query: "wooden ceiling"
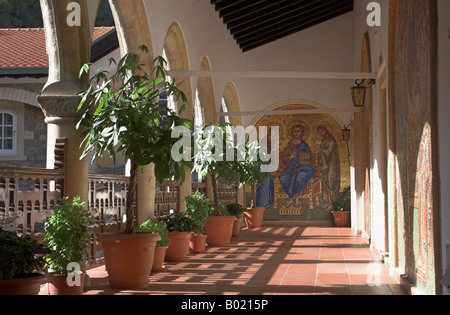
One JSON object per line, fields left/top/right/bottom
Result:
{"left": 210, "top": 0, "right": 354, "bottom": 52}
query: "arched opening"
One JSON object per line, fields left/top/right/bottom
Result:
{"left": 248, "top": 101, "right": 350, "bottom": 223}
{"left": 162, "top": 21, "right": 193, "bottom": 119}
{"left": 221, "top": 82, "right": 242, "bottom": 127}
{"left": 161, "top": 21, "right": 193, "bottom": 211}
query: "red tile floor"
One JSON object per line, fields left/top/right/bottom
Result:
{"left": 39, "top": 226, "right": 405, "bottom": 295}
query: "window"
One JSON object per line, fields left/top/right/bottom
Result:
{"left": 0, "top": 111, "right": 17, "bottom": 155}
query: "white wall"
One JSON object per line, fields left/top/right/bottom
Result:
{"left": 438, "top": 0, "right": 450, "bottom": 295}
{"left": 144, "top": 0, "right": 355, "bottom": 127}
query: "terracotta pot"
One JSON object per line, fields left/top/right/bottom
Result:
{"left": 232, "top": 216, "right": 243, "bottom": 237}
{"left": 0, "top": 273, "right": 47, "bottom": 295}
{"left": 99, "top": 232, "right": 161, "bottom": 290}
{"left": 152, "top": 246, "right": 168, "bottom": 273}
{"left": 47, "top": 272, "right": 85, "bottom": 295}
{"left": 332, "top": 211, "right": 350, "bottom": 227}
{"left": 190, "top": 234, "right": 207, "bottom": 253}
{"left": 205, "top": 216, "right": 236, "bottom": 247}
{"left": 165, "top": 232, "right": 192, "bottom": 262}
{"left": 244, "top": 207, "right": 265, "bottom": 228}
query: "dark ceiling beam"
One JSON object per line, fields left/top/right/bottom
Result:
{"left": 240, "top": 4, "right": 353, "bottom": 52}
{"left": 231, "top": 0, "right": 339, "bottom": 41}
{"left": 210, "top": 0, "right": 355, "bottom": 52}
{"left": 214, "top": 0, "right": 249, "bottom": 12}
{"left": 227, "top": 0, "right": 310, "bottom": 32}
{"left": 218, "top": 0, "right": 267, "bottom": 20}
{"left": 221, "top": 0, "right": 277, "bottom": 24}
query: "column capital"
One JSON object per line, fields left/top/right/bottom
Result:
{"left": 37, "top": 95, "right": 82, "bottom": 125}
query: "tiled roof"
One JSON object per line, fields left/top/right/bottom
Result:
{"left": 0, "top": 27, "right": 116, "bottom": 69}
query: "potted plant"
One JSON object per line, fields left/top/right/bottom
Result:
{"left": 227, "top": 203, "right": 245, "bottom": 237}
{"left": 231, "top": 140, "right": 269, "bottom": 229}
{"left": 332, "top": 187, "right": 351, "bottom": 227}
{"left": 136, "top": 219, "right": 171, "bottom": 272}
{"left": 184, "top": 191, "right": 214, "bottom": 253}
{"left": 76, "top": 46, "right": 192, "bottom": 289}
{"left": 192, "top": 124, "right": 241, "bottom": 247}
{"left": 43, "top": 197, "right": 90, "bottom": 295}
{"left": 161, "top": 212, "right": 199, "bottom": 262}
{"left": 0, "top": 228, "right": 49, "bottom": 295}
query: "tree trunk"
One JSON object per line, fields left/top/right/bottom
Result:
{"left": 250, "top": 184, "right": 256, "bottom": 209}
{"left": 210, "top": 171, "right": 220, "bottom": 216}
{"left": 125, "top": 156, "right": 138, "bottom": 234}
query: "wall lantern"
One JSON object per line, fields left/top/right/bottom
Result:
{"left": 351, "top": 79, "right": 375, "bottom": 107}
{"left": 342, "top": 124, "right": 351, "bottom": 142}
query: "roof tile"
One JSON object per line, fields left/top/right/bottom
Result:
{"left": 0, "top": 27, "right": 115, "bottom": 69}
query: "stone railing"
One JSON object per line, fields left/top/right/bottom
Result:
{"left": 87, "top": 174, "right": 129, "bottom": 265}
{"left": 0, "top": 167, "right": 238, "bottom": 265}
{"left": 218, "top": 185, "right": 238, "bottom": 206}
{"left": 0, "top": 167, "right": 64, "bottom": 240}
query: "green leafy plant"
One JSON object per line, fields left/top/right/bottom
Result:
{"left": 192, "top": 124, "right": 267, "bottom": 215}
{"left": 232, "top": 141, "right": 269, "bottom": 209}
{"left": 43, "top": 197, "right": 91, "bottom": 275}
{"left": 226, "top": 203, "right": 244, "bottom": 217}
{"left": 136, "top": 219, "right": 172, "bottom": 247}
{"left": 161, "top": 212, "right": 200, "bottom": 233}
{"left": 0, "top": 228, "right": 50, "bottom": 280}
{"left": 184, "top": 192, "right": 214, "bottom": 235}
{"left": 332, "top": 187, "right": 351, "bottom": 212}
{"left": 77, "top": 45, "right": 193, "bottom": 234}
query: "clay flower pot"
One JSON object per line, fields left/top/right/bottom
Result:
{"left": 190, "top": 234, "right": 207, "bottom": 253}
{"left": 165, "top": 232, "right": 192, "bottom": 262}
{"left": 0, "top": 273, "right": 47, "bottom": 295}
{"left": 232, "top": 216, "right": 243, "bottom": 237}
{"left": 332, "top": 211, "right": 350, "bottom": 227}
{"left": 152, "top": 246, "right": 168, "bottom": 272}
{"left": 99, "top": 232, "right": 161, "bottom": 290}
{"left": 47, "top": 272, "right": 85, "bottom": 295}
{"left": 244, "top": 207, "right": 265, "bottom": 228}
{"left": 205, "top": 216, "right": 236, "bottom": 247}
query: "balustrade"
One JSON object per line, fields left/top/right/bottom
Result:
{"left": 0, "top": 167, "right": 237, "bottom": 266}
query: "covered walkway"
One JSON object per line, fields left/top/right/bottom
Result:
{"left": 39, "top": 226, "right": 405, "bottom": 295}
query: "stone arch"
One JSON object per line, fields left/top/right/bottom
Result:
{"left": 162, "top": 21, "right": 193, "bottom": 120}
{"left": 161, "top": 21, "right": 193, "bottom": 211}
{"left": 108, "top": 0, "right": 154, "bottom": 61}
{"left": 40, "top": 0, "right": 93, "bottom": 96}
{"left": 248, "top": 99, "right": 344, "bottom": 128}
{"left": 221, "top": 82, "right": 242, "bottom": 127}
{"left": 0, "top": 88, "right": 40, "bottom": 107}
{"left": 196, "top": 56, "right": 217, "bottom": 126}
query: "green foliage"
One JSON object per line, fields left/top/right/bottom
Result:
{"left": 77, "top": 46, "right": 193, "bottom": 185}
{"left": 77, "top": 46, "right": 193, "bottom": 234}
{"left": 43, "top": 197, "right": 91, "bottom": 275}
{"left": 332, "top": 187, "right": 351, "bottom": 212}
{"left": 0, "top": 228, "right": 49, "bottom": 280}
{"left": 226, "top": 203, "right": 244, "bottom": 217}
{"left": 184, "top": 192, "right": 214, "bottom": 235}
{"left": 192, "top": 124, "right": 268, "bottom": 215}
{"left": 219, "top": 204, "right": 231, "bottom": 216}
{"left": 161, "top": 212, "right": 200, "bottom": 233}
{"left": 95, "top": 0, "right": 114, "bottom": 27}
{"left": 0, "top": 0, "right": 43, "bottom": 28}
{"left": 0, "top": 0, "right": 113, "bottom": 28}
{"left": 136, "top": 219, "right": 171, "bottom": 247}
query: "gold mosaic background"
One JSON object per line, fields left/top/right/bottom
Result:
{"left": 247, "top": 105, "right": 351, "bottom": 222}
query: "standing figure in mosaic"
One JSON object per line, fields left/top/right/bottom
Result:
{"left": 317, "top": 125, "right": 340, "bottom": 210}
{"left": 279, "top": 125, "right": 316, "bottom": 207}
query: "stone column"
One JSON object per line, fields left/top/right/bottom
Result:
{"left": 38, "top": 95, "right": 89, "bottom": 204}
{"left": 108, "top": 0, "right": 159, "bottom": 220}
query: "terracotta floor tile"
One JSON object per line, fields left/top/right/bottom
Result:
{"left": 38, "top": 226, "right": 404, "bottom": 296}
